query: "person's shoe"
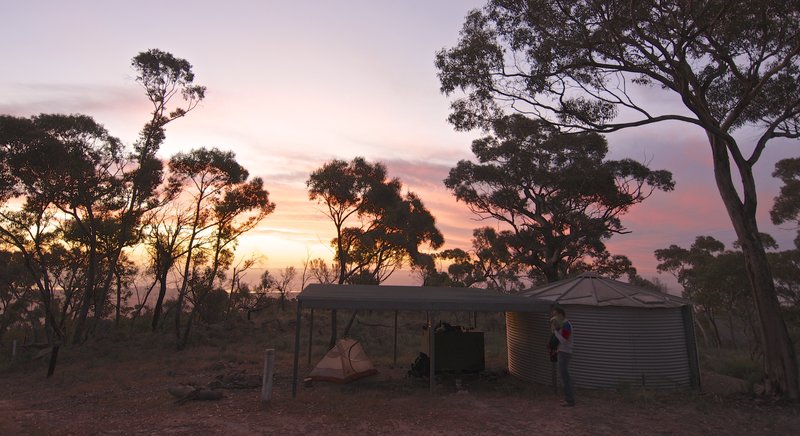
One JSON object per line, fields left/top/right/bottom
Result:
{"left": 560, "top": 401, "right": 575, "bottom": 407}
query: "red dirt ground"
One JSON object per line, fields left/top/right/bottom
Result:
{"left": 2, "top": 321, "right": 799, "bottom": 435}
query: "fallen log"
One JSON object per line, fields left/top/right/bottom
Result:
{"left": 168, "top": 385, "right": 224, "bottom": 405}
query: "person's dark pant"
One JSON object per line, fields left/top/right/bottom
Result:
{"left": 558, "top": 351, "right": 574, "bottom": 405}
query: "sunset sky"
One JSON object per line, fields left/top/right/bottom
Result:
{"left": 2, "top": 1, "right": 797, "bottom": 291}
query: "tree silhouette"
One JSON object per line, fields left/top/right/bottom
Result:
{"left": 444, "top": 115, "right": 672, "bottom": 285}
{"left": 770, "top": 158, "right": 800, "bottom": 308}
{"left": 167, "top": 147, "right": 275, "bottom": 349}
{"left": 656, "top": 236, "right": 757, "bottom": 348}
{"left": 772, "top": 158, "right": 800, "bottom": 247}
{"left": 85, "top": 49, "right": 207, "bottom": 344}
{"left": 0, "top": 114, "right": 124, "bottom": 343}
{"left": 0, "top": 250, "right": 34, "bottom": 345}
{"left": 437, "top": 0, "right": 800, "bottom": 398}
{"left": 307, "top": 157, "right": 443, "bottom": 344}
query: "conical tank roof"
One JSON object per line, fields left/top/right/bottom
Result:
{"left": 520, "top": 272, "right": 689, "bottom": 308}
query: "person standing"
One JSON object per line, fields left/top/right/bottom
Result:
{"left": 551, "top": 306, "right": 574, "bottom": 406}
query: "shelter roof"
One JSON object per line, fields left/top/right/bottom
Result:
{"left": 521, "top": 272, "right": 690, "bottom": 308}
{"left": 298, "top": 283, "right": 550, "bottom": 312}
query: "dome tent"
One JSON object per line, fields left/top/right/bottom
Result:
{"left": 506, "top": 272, "right": 700, "bottom": 389}
{"left": 308, "top": 338, "right": 377, "bottom": 383}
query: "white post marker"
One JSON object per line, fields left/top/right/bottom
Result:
{"left": 262, "top": 348, "right": 275, "bottom": 402}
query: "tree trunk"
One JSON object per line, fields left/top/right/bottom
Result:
{"left": 115, "top": 270, "right": 122, "bottom": 328}
{"left": 178, "top": 223, "right": 226, "bottom": 350}
{"left": 727, "top": 311, "right": 737, "bottom": 349}
{"left": 130, "top": 279, "right": 156, "bottom": 326}
{"left": 710, "top": 137, "right": 799, "bottom": 399}
{"left": 737, "top": 229, "right": 798, "bottom": 397}
{"left": 151, "top": 273, "right": 169, "bottom": 331}
{"left": 72, "top": 231, "right": 97, "bottom": 344}
{"left": 175, "top": 218, "right": 201, "bottom": 344}
{"left": 328, "top": 310, "right": 338, "bottom": 349}
{"left": 177, "top": 306, "right": 198, "bottom": 351}
{"left": 692, "top": 309, "right": 710, "bottom": 347}
{"left": 707, "top": 310, "right": 722, "bottom": 348}
{"left": 342, "top": 311, "right": 358, "bottom": 338}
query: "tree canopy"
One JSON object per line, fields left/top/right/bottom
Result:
{"left": 307, "top": 157, "right": 443, "bottom": 285}
{"left": 444, "top": 114, "right": 673, "bottom": 285}
{"left": 656, "top": 236, "right": 757, "bottom": 348}
{"left": 436, "top": 0, "right": 800, "bottom": 398}
{"left": 0, "top": 114, "right": 124, "bottom": 343}
{"left": 167, "top": 147, "right": 275, "bottom": 349}
{"left": 0, "top": 50, "right": 275, "bottom": 352}
{"left": 307, "top": 157, "right": 443, "bottom": 345}
{"left": 772, "top": 157, "right": 800, "bottom": 246}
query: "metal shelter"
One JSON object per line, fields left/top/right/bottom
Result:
{"left": 291, "top": 283, "right": 550, "bottom": 397}
{"left": 508, "top": 272, "right": 701, "bottom": 389}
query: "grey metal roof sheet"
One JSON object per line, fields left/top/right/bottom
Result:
{"left": 298, "top": 283, "right": 551, "bottom": 312}
{"left": 520, "top": 272, "right": 690, "bottom": 308}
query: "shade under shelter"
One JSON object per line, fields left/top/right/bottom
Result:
{"left": 291, "top": 283, "right": 551, "bottom": 397}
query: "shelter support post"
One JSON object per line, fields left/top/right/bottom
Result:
{"left": 292, "top": 301, "right": 303, "bottom": 399}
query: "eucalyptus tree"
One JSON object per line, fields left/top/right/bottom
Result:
{"left": 437, "top": 0, "right": 800, "bottom": 397}
{"left": 307, "top": 157, "right": 444, "bottom": 344}
{"left": 444, "top": 115, "right": 672, "bottom": 285}
{"left": 308, "top": 158, "right": 443, "bottom": 283}
{"left": 422, "top": 229, "right": 521, "bottom": 291}
{"left": 0, "top": 114, "right": 123, "bottom": 343}
{"left": 425, "top": 226, "right": 639, "bottom": 292}
{"left": 0, "top": 49, "right": 206, "bottom": 344}
{"left": 305, "top": 258, "right": 338, "bottom": 285}
{"left": 655, "top": 235, "right": 785, "bottom": 351}
{"left": 1, "top": 116, "right": 67, "bottom": 342}
{"left": 167, "top": 147, "right": 275, "bottom": 349}
{"left": 772, "top": 157, "right": 800, "bottom": 246}
{"left": 307, "top": 158, "right": 388, "bottom": 345}
{"left": 141, "top": 206, "right": 192, "bottom": 331}
{"left": 88, "top": 49, "right": 206, "bottom": 342}
{"left": 770, "top": 248, "right": 800, "bottom": 308}
{"left": 307, "top": 158, "right": 388, "bottom": 284}
{"left": 36, "top": 115, "right": 124, "bottom": 344}
{"left": 338, "top": 191, "right": 444, "bottom": 285}
{"left": 0, "top": 250, "right": 33, "bottom": 345}
{"left": 179, "top": 176, "right": 274, "bottom": 336}
{"left": 771, "top": 159, "right": 800, "bottom": 308}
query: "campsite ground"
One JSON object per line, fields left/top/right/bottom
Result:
{"left": 2, "top": 307, "right": 799, "bottom": 435}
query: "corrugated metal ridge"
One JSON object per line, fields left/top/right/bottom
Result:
{"left": 598, "top": 276, "right": 648, "bottom": 306}
{"left": 554, "top": 276, "right": 586, "bottom": 303}
{"left": 520, "top": 272, "right": 689, "bottom": 308}
{"left": 589, "top": 274, "right": 600, "bottom": 304}
{"left": 609, "top": 277, "right": 688, "bottom": 306}
{"left": 522, "top": 275, "right": 582, "bottom": 300}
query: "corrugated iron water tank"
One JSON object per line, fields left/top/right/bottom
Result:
{"left": 506, "top": 272, "right": 700, "bottom": 389}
